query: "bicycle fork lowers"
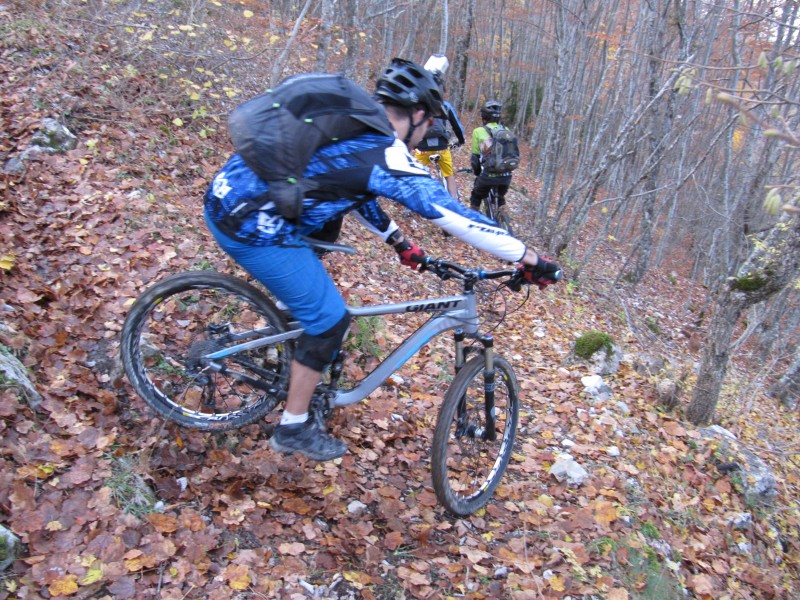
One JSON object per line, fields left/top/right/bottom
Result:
{"left": 453, "top": 329, "right": 499, "bottom": 442}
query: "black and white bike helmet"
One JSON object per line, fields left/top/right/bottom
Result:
{"left": 375, "top": 58, "right": 445, "bottom": 118}
{"left": 480, "top": 100, "right": 503, "bottom": 121}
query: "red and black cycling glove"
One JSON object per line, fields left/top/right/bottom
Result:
{"left": 387, "top": 231, "right": 427, "bottom": 272}
{"left": 517, "top": 257, "right": 562, "bottom": 289}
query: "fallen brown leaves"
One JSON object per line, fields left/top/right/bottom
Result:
{"left": 1, "top": 4, "right": 799, "bottom": 599}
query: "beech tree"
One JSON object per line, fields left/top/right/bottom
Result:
{"left": 687, "top": 214, "right": 800, "bottom": 423}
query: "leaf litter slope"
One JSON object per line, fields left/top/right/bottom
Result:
{"left": 0, "top": 4, "right": 798, "bottom": 599}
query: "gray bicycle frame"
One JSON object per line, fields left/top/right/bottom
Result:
{"left": 203, "top": 291, "right": 480, "bottom": 408}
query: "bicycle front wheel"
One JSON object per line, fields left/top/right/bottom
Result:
{"left": 431, "top": 354, "right": 519, "bottom": 516}
{"left": 121, "top": 271, "right": 293, "bottom": 430}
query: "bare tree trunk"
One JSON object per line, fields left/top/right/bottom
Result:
{"left": 757, "top": 290, "right": 800, "bottom": 360}
{"left": 451, "top": 0, "right": 474, "bottom": 112}
{"left": 269, "top": 0, "right": 314, "bottom": 86}
{"left": 770, "top": 346, "right": 800, "bottom": 410}
{"left": 439, "top": 0, "right": 449, "bottom": 54}
{"left": 341, "top": 0, "right": 358, "bottom": 77}
{"left": 315, "top": 0, "right": 335, "bottom": 72}
{"left": 687, "top": 215, "right": 800, "bottom": 424}
{"left": 627, "top": 0, "right": 675, "bottom": 284}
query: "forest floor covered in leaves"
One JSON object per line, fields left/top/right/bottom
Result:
{"left": 1, "top": 3, "right": 799, "bottom": 599}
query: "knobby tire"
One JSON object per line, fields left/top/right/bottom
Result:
{"left": 495, "top": 210, "right": 514, "bottom": 237}
{"left": 431, "top": 354, "right": 520, "bottom": 516}
{"left": 486, "top": 190, "right": 513, "bottom": 236}
{"left": 120, "top": 271, "right": 292, "bottom": 430}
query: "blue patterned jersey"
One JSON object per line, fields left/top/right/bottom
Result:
{"left": 204, "top": 132, "right": 527, "bottom": 262}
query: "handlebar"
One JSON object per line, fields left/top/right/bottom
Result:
{"left": 421, "top": 257, "right": 513, "bottom": 280}
{"left": 299, "top": 238, "right": 561, "bottom": 292}
{"left": 419, "top": 257, "right": 562, "bottom": 292}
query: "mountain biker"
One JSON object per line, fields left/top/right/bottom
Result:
{"left": 469, "top": 100, "right": 512, "bottom": 215}
{"left": 203, "top": 59, "right": 561, "bottom": 461}
{"left": 413, "top": 57, "right": 465, "bottom": 199}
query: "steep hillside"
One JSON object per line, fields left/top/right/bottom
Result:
{"left": 1, "top": 4, "right": 798, "bottom": 599}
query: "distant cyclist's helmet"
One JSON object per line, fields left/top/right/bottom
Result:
{"left": 480, "top": 100, "right": 503, "bottom": 120}
{"left": 375, "top": 58, "right": 445, "bottom": 117}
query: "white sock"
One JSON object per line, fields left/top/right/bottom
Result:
{"left": 280, "top": 411, "right": 309, "bottom": 426}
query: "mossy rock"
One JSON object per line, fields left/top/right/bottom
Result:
{"left": 731, "top": 273, "right": 768, "bottom": 292}
{"left": 574, "top": 330, "right": 615, "bottom": 360}
{"left": 0, "top": 525, "right": 21, "bottom": 571}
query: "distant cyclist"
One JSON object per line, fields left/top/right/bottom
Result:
{"left": 469, "top": 100, "right": 512, "bottom": 215}
{"left": 414, "top": 55, "right": 466, "bottom": 200}
{"left": 203, "top": 60, "right": 561, "bottom": 461}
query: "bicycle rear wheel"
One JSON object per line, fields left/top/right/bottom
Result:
{"left": 495, "top": 207, "right": 514, "bottom": 236}
{"left": 486, "top": 190, "right": 513, "bottom": 236}
{"left": 120, "top": 271, "right": 293, "bottom": 430}
{"left": 431, "top": 354, "right": 519, "bottom": 516}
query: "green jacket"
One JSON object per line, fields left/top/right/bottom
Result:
{"left": 471, "top": 122, "right": 500, "bottom": 155}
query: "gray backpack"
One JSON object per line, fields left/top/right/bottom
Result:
{"left": 482, "top": 124, "right": 520, "bottom": 174}
{"left": 228, "top": 73, "right": 393, "bottom": 220}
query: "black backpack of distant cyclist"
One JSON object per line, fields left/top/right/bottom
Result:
{"left": 481, "top": 124, "right": 520, "bottom": 174}
{"left": 228, "top": 73, "right": 394, "bottom": 220}
{"left": 417, "top": 115, "right": 451, "bottom": 151}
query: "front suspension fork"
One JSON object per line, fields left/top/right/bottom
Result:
{"left": 453, "top": 331, "right": 496, "bottom": 441}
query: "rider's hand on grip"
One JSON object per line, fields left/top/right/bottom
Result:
{"left": 517, "top": 257, "right": 562, "bottom": 290}
{"left": 395, "top": 240, "right": 428, "bottom": 272}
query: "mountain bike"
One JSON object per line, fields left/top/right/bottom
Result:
{"left": 120, "top": 244, "right": 554, "bottom": 515}
{"left": 423, "top": 152, "right": 455, "bottom": 234}
{"left": 428, "top": 152, "right": 446, "bottom": 188}
{"left": 485, "top": 187, "right": 513, "bottom": 236}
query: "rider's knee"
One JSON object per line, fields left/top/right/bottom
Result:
{"left": 294, "top": 312, "right": 351, "bottom": 371}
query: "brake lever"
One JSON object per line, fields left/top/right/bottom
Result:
{"left": 504, "top": 272, "right": 524, "bottom": 292}
{"left": 422, "top": 259, "right": 451, "bottom": 281}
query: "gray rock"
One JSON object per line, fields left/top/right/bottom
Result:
{"left": 29, "top": 118, "right": 77, "bottom": 152}
{"left": 581, "top": 374, "right": 613, "bottom": 402}
{"left": 347, "top": 500, "right": 368, "bottom": 514}
{"left": 0, "top": 525, "right": 20, "bottom": 571}
{"left": 614, "top": 400, "right": 631, "bottom": 415}
{"left": 633, "top": 353, "right": 666, "bottom": 376}
{"left": 727, "top": 512, "right": 752, "bottom": 530}
{"left": 0, "top": 350, "right": 42, "bottom": 408}
{"left": 549, "top": 453, "right": 589, "bottom": 486}
{"left": 589, "top": 343, "right": 623, "bottom": 376}
{"left": 700, "top": 426, "right": 778, "bottom": 505}
{"left": 3, "top": 118, "right": 77, "bottom": 175}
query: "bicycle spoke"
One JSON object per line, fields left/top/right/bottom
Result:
{"left": 432, "top": 355, "right": 518, "bottom": 515}
{"left": 122, "top": 272, "right": 292, "bottom": 430}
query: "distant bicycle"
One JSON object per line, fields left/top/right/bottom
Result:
{"left": 426, "top": 153, "right": 455, "bottom": 235}
{"left": 428, "top": 152, "right": 446, "bottom": 188}
{"left": 485, "top": 187, "right": 513, "bottom": 236}
{"left": 457, "top": 168, "right": 511, "bottom": 234}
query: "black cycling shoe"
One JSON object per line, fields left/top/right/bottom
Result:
{"left": 269, "top": 420, "right": 347, "bottom": 461}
